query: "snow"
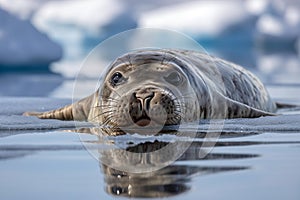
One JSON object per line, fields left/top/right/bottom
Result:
{"left": 0, "top": 7, "right": 62, "bottom": 66}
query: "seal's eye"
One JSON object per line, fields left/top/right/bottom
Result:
{"left": 111, "top": 72, "right": 125, "bottom": 86}
{"left": 164, "top": 71, "right": 182, "bottom": 86}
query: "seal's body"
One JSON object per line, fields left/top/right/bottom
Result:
{"left": 24, "top": 49, "right": 276, "bottom": 129}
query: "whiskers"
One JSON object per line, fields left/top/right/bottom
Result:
{"left": 90, "top": 91, "right": 122, "bottom": 127}
{"left": 91, "top": 87, "right": 196, "bottom": 129}
{"left": 159, "top": 88, "right": 197, "bottom": 124}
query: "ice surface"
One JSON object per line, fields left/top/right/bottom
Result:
{"left": 0, "top": 97, "right": 299, "bottom": 135}
{"left": 0, "top": 7, "right": 62, "bottom": 66}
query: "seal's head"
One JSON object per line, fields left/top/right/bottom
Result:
{"left": 94, "top": 50, "right": 198, "bottom": 132}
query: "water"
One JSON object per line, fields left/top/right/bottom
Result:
{"left": 0, "top": 48, "right": 300, "bottom": 199}
{"left": 0, "top": 118, "right": 300, "bottom": 199}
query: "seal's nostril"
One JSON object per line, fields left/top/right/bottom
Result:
{"left": 144, "top": 96, "right": 152, "bottom": 111}
{"left": 132, "top": 90, "right": 155, "bottom": 111}
{"left": 134, "top": 91, "right": 155, "bottom": 111}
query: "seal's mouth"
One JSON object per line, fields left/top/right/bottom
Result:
{"left": 132, "top": 112, "right": 151, "bottom": 127}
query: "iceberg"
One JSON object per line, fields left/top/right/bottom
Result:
{"left": 0, "top": 7, "right": 62, "bottom": 68}
{"left": 32, "top": 0, "right": 137, "bottom": 59}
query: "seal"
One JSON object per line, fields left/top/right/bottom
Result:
{"left": 24, "top": 49, "right": 277, "bottom": 129}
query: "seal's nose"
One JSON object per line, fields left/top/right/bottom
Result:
{"left": 133, "top": 91, "right": 154, "bottom": 111}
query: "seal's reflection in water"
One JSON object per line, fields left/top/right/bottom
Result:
{"left": 79, "top": 128, "right": 258, "bottom": 198}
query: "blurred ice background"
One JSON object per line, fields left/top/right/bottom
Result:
{"left": 0, "top": 0, "right": 299, "bottom": 99}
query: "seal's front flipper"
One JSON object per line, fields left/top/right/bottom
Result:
{"left": 23, "top": 93, "right": 97, "bottom": 121}
{"left": 23, "top": 104, "right": 75, "bottom": 121}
